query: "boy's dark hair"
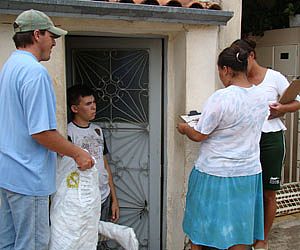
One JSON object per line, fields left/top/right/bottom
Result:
{"left": 67, "top": 84, "right": 95, "bottom": 111}
{"left": 12, "top": 29, "right": 46, "bottom": 48}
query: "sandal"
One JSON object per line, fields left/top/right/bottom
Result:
{"left": 252, "top": 245, "right": 268, "bottom": 250}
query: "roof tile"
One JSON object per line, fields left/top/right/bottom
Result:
{"left": 100, "top": 0, "right": 221, "bottom": 9}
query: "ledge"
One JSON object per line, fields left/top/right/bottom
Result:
{"left": 0, "top": 0, "right": 233, "bottom": 25}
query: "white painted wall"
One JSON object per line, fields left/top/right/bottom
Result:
{"left": 165, "top": 30, "right": 187, "bottom": 249}
{"left": 219, "top": 0, "right": 242, "bottom": 48}
{"left": 255, "top": 27, "right": 300, "bottom": 80}
{"left": 166, "top": 26, "right": 220, "bottom": 250}
{"left": 218, "top": 0, "right": 242, "bottom": 88}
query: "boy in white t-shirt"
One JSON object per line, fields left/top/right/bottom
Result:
{"left": 67, "top": 84, "right": 119, "bottom": 248}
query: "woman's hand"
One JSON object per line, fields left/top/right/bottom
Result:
{"left": 177, "top": 122, "right": 208, "bottom": 142}
{"left": 177, "top": 122, "right": 189, "bottom": 135}
{"left": 268, "top": 102, "right": 285, "bottom": 120}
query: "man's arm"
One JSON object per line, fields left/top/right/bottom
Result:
{"left": 103, "top": 155, "right": 119, "bottom": 222}
{"left": 32, "top": 130, "right": 94, "bottom": 170}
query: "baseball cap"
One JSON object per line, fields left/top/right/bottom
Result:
{"left": 14, "top": 9, "right": 67, "bottom": 37}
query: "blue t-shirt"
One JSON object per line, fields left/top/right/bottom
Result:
{"left": 0, "top": 50, "right": 57, "bottom": 196}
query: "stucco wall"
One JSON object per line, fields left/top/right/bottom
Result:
{"left": 165, "top": 25, "right": 219, "bottom": 250}
{"left": 0, "top": 8, "right": 241, "bottom": 249}
{"left": 165, "top": 30, "right": 187, "bottom": 249}
{"left": 256, "top": 27, "right": 300, "bottom": 46}
{"left": 255, "top": 27, "right": 300, "bottom": 79}
{"left": 219, "top": 0, "right": 242, "bottom": 48}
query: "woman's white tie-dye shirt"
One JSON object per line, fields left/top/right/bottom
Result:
{"left": 194, "top": 85, "right": 268, "bottom": 177}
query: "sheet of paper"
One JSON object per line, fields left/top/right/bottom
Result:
{"left": 180, "top": 114, "right": 201, "bottom": 127}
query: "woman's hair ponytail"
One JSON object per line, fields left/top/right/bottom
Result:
{"left": 218, "top": 46, "right": 248, "bottom": 73}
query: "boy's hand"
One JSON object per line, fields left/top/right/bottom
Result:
{"left": 111, "top": 199, "right": 120, "bottom": 223}
{"left": 74, "top": 149, "right": 95, "bottom": 170}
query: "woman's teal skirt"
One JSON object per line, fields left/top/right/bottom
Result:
{"left": 183, "top": 167, "right": 264, "bottom": 249}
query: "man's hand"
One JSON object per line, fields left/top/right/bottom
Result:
{"left": 31, "top": 130, "right": 95, "bottom": 170}
{"left": 74, "top": 149, "right": 95, "bottom": 171}
{"left": 111, "top": 199, "right": 120, "bottom": 223}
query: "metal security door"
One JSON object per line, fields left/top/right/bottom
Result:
{"left": 66, "top": 37, "right": 162, "bottom": 250}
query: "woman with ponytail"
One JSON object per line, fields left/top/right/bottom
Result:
{"left": 177, "top": 46, "right": 268, "bottom": 250}
{"left": 231, "top": 38, "right": 300, "bottom": 250}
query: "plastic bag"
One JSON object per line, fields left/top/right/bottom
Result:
{"left": 49, "top": 156, "right": 101, "bottom": 250}
{"left": 98, "top": 221, "right": 139, "bottom": 250}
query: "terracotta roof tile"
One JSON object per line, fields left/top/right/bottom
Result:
{"left": 96, "top": 0, "right": 221, "bottom": 9}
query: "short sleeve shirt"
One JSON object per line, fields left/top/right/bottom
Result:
{"left": 194, "top": 85, "right": 268, "bottom": 177}
{"left": 0, "top": 50, "right": 57, "bottom": 196}
{"left": 67, "top": 122, "right": 111, "bottom": 203}
{"left": 258, "top": 69, "right": 300, "bottom": 132}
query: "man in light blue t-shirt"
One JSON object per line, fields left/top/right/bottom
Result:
{"left": 0, "top": 9, "right": 95, "bottom": 250}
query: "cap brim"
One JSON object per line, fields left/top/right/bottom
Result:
{"left": 48, "top": 26, "right": 68, "bottom": 37}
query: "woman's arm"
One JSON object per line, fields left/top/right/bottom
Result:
{"left": 177, "top": 123, "right": 209, "bottom": 142}
{"left": 269, "top": 100, "right": 300, "bottom": 119}
{"left": 270, "top": 72, "right": 300, "bottom": 119}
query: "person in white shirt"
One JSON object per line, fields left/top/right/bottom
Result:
{"left": 67, "top": 84, "right": 120, "bottom": 249}
{"left": 231, "top": 38, "right": 300, "bottom": 250}
{"left": 177, "top": 46, "right": 268, "bottom": 250}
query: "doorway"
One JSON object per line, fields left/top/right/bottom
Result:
{"left": 66, "top": 36, "right": 163, "bottom": 249}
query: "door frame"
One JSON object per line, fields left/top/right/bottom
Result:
{"left": 65, "top": 36, "right": 166, "bottom": 249}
